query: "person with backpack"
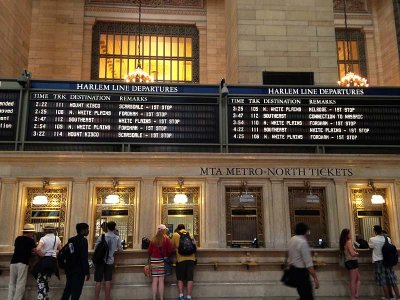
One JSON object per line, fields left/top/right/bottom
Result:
{"left": 147, "top": 224, "right": 174, "bottom": 300}
{"left": 171, "top": 224, "right": 197, "bottom": 300}
{"left": 60, "top": 223, "right": 90, "bottom": 300}
{"left": 94, "top": 221, "right": 123, "bottom": 300}
{"left": 368, "top": 225, "right": 400, "bottom": 300}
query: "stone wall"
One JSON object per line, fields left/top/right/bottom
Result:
{"left": 27, "top": 0, "right": 85, "bottom": 80}
{"left": 0, "top": 0, "right": 32, "bottom": 78}
{"left": 235, "top": 0, "right": 338, "bottom": 85}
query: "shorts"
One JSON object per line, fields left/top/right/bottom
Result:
{"left": 374, "top": 260, "right": 398, "bottom": 287}
{"left": 345, "top": 259, "right": 359, "bottom": 270}
{"left": 94, "top": 263, "right": 114, "bottom": 282}
{"left": 176, "top": 260, "right": 195, "bottom": 281}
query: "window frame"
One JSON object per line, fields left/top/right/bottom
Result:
{"left": 91, "top": 22, "right": 199, "bottom": 83}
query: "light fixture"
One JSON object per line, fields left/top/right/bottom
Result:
{"left": 124, "top": 0, "right": 154, "bottom": 83}
{"left": 305, "top": 181, "right": 320, "bottom": 203}
{"left": 174, "top": 178, "right": 188, "bottom": 204}
{"left": 337, "top": 0, "right": 369, "bottom": 87}
{"left": 32, "top": 178, "right": 49, "bottom": 205}
{"left": 368, "top": 180, "right": 385, "bottom": 204}
{"left": 220, "top": 78, "right": 229, "bottom": 97}
{"left": 105, "top": 178, "right": 120, "bottom": 204}
{"left": 239, "top": 181, "right": 255, "bottom": 203}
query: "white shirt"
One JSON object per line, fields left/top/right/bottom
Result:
{"left": 287, "top": 235, "right": 313, "bottom": 268}
{"left": 39, "top": 233, "right": 61, "bottom": 257}
{"left": 368, "top": 234, "right": 392, "bottom": 262}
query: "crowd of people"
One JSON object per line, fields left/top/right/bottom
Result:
{"left": 6, "top": 220, "right": 400, "bottom": 300}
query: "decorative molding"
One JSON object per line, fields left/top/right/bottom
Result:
{"left": 85, "top": 5, "right": 206, "bottom": 16}
{"left": 86, "top": 0, "right": 204, "bottom": 8}
{"left": 333, "top": 0, "right": 368, "bottom": 13}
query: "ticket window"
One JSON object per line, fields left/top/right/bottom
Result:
{"left": 288, "top": 185, "right": 328, "bottom": 247}
{"left": 225, "top": 185, "right": 264, "bottom": 247}
{"left": 25, "top": 185, "right": 68, "bottom": 243}
{"left": 93, "top": 185, "right": 135, "bottom": 249}
{"left": 161, "top": 181, "right": 199, "bottom": 244}
{"left": 351, "top": 187, "right": 388, "bottom": 241}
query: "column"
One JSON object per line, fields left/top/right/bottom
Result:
{"left": 203, "top": 178, "right": 220, "bottom": 248}
{"left": 0, "top": 177, "right": 17, "bottom": 251}
{"left": 68, "top": 177, "right": 89, "bottom": 238}
{"left": 138, "top": 177, "right": 156, "bottom": 248}
{"left": 334, "top": 179, "right": 351, "bottom": 236}
{"left": 270, "top": 179, "right": 288, "bottom": 248}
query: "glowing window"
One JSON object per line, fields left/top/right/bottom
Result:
{"left": 92, "top": 23, "right": 199, "bottom": 83}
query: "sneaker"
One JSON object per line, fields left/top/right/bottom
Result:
{"left": 178, "top": 296, "right": 184, "bottom": 300}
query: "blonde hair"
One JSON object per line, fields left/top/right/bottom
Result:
{"left": 152, "top": 228, "right": 166, "bottom": 247}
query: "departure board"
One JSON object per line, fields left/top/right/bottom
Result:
{"left": 27, "top": 92, "right": 219, "bottom": 143}
{"left": 228, "top": 97, "right": 400, "bottom": 145}
{"left": 0, "top": 91, "right": 19, "bottom": 141}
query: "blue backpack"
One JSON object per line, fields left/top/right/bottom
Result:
{"left": 178, "top": 232, "right": 196, "bottom": 256}
{"left": 382, "top": 236, "right": 398, "bottom": 267}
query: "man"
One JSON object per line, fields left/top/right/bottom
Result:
{"left": 94, "top": 221, "right": 123, "bottom": 300}
{"left": 61, "top": 223, "right": 90, "bottom": 300}
{"left": 172, "top": 224, "right": 196, "bottom": 300}
{"left": 368, "top": 225, "right": 400, "bottom": 300}
{"left": 287, "top": 222, "right": 319, "bottom": 300}
{"left": 7, "top": 223, "right": 37, "bottom": 300}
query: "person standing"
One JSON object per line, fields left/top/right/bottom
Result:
{"left": 171, "top": 224, "right": 196, "bottom": 300}
{"left": 339, "top": 228, "right": 360, "bottom": 300}
{"left": 287, "top": 222, "right": 319, "bottom": 300}
{"left": 148, "top": 224, "right": 174, "bottom": 300}
{"left": 61, "top": 223, "right": 90, "bottom": 300}
{"left": 35, "top": 224, "right": 62, "bottom": 300}
{"left": 94, "top": 221, "right": 123, "bottom": 300}
{"left": 368, "top": 225, "right": 400, "bottom": 300}
{"left": 7, "top": 223, "right": 37, "bottom": 300}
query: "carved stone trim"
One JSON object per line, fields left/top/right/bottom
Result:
{"left": 85, "top": 5, "right": 206, "bottom": 16}
{"left": 86, "top": 0, "right": 204, "bottom": 8}
{"left": 333, "top": 0, "right": 368, "bottom": 13}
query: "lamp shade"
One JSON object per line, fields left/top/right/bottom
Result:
{"left": 371, "top": 194, "right": 385, "bottom": 204}
{"left": 32, "top": 195, "right": 48, "bottom": 205}
{"left": 105, "top": 194, "right": 120, "bottom": 204}
{"left": 174, "top": 193, "right": 188, "bottom": 204}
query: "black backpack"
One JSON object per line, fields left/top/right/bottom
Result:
{"left": 382, "top": 235, "right": 399, "bottom": 267}
{"left": 92, "top": 234, "right": 109, "bottom": 265}
{"left": 57, "top": 236, "right": 78, "bottom": 270}
{"left": 178, "top": 231, "right": 196, "bottom": 256}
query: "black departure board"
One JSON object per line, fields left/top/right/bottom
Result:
{"left": 27, "top": 92, "right": 219, "bottom": 143}
{"left": 228, "top": 97, "right": 400, "bottom": 145}
{"left": 0, "top": 91, "right": 19, "bottom": 141}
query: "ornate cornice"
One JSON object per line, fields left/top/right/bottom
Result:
{"left": 86, "top": 0, "right": 203, "bottom": 8}
{"left": 85, "top": 5, "right": 206, "bottom": 16}
{"left": 333, "top": 0, "right": 368, "bottom": 13}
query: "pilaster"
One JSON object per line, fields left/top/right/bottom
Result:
{"left": 0, "top": 177, "right": 18, "bottom": 251}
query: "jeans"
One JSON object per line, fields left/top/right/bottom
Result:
{"left": 61, "top": 272, "right": 85, "bottom": 300}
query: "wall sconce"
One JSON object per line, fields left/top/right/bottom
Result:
{"left": 105, "top": 178, "right": 120, "bottom": 204}
{"left": 32, "top": 178, "right": 49, "bottom": 205}
{"left": 368, "top": 180, "right": 385, "bottom": 204}
{"left": 174, "top": 178, "right": 188, "bottom": 204}
{"left": 239, "top": 181, "right": 255, "bottom": 203}
{"left": 305, "top": 181, "right": 319, "bottom": 203}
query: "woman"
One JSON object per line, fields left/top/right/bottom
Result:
{"left": 148, "top": 224, "right": 174, "bottom": 300}
{"left": 35, "top": 225, "right": 62, "bottom": 300}
{"left": 339, "top": 228, "right": 361, "bottom": 300}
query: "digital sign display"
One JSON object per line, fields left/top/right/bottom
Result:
{"left": 228, "top": 97, "right": 400, "bottom": 145}
{"left": 0, "top": 91, "right": 19, "bottom": 141}
{"left": 27, "top": 92, "right": 219, "bottom": 144}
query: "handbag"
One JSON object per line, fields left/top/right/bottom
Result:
{"left": 281, "top": 265, "right": 297, "bottom": 288}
